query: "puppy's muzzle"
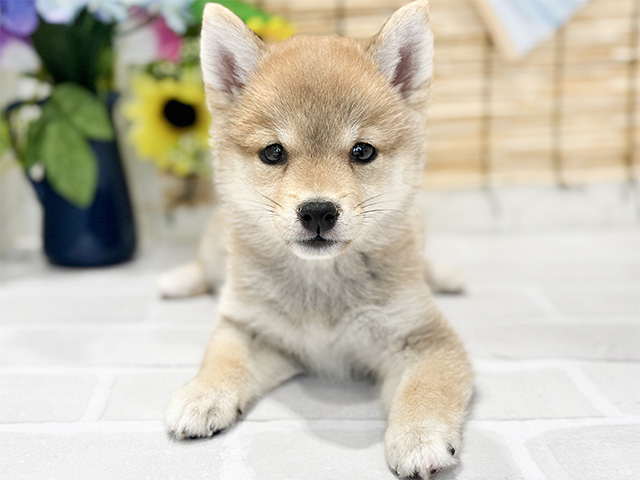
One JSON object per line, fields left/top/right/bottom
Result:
{"left": 297, "top": 201, "right": 339, "bottom": 235}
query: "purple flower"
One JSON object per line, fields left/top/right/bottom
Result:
{"left": 0, "top": 0, "right": 38, "bottom": 50}
{"left": 0, "top": 0, "right": 39, "bottom": 71}
{"left": 0, "top": 0, "right": 39, "bottom": 38}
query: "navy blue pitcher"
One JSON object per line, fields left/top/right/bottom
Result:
{"left": 26, "top": 94, "right": 136, "bottom": 267}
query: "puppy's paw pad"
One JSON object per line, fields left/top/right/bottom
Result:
{"left": 165, "top": 380, "right": 240, "bottom": 440}
{"left": 385, "top": 421, "right": 459, "bottom": 479}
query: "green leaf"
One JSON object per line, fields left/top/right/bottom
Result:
{"left": 23, "top": 117, "right": 46, "bottom": 170}
{"left": 21, "top": 102, "right": 56, "bottom": 170}
{"left": 31, "top": 9, "right": 115, "bottom": 92}
{"left": 40, "top": 120, "right": 98, "bottom": 208}
{"left": 0, "top": 115, "right": 11, "bottom": 159}
{"left": 50, "top": 84, "right": 114, "bottom": 141}
{"left": 31, "top": 21, "right": 80, "bottom": 86}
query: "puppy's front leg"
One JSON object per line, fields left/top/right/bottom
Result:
{"left": 166, "top": 317, "right": 299, "bottom": 439}
{"left": 382, "top": 328, "right": 473, "bottom": 479}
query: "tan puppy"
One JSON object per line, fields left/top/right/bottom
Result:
{"left": 164, "top": 2, "right": 473, "bottom": 478}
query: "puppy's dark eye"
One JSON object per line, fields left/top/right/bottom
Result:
{"left": 260, "top": 143, "right": 286, "bottom": 165}
{"left": 351, "top": 142, "right": 377, "bottom": 164}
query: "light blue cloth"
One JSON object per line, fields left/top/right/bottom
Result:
{"left": 485, "top": 0, "right": 588, "bottom": 57}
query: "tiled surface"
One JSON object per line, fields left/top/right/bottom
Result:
{"left": 1, "top": 230, "right": 639, "bottom": 479}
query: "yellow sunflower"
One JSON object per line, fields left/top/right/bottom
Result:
{"left": 125, "top": 74, "right": 211, "bottom": 176}
{"left": 245, "top": 15, "right": 294, "bottom": 43}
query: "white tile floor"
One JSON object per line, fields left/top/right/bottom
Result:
{"left": 0, "top": 227, "right": 639, "bottom": 479}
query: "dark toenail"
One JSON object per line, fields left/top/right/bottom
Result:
{"left": 237, "top": 408, "right": 243, "bottom": 417}
{"left": 449, "top": 445, "right": 456, "bottom": 456}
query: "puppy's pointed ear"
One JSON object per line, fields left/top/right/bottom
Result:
{"left": 367, "top": 1, "right": 433, "bottom": 99}
{"left": 200, "top": 3, "right": 264, "bottom": 100}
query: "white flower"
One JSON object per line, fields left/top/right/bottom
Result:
{"left": 88, "top": 0, "right": 129, "bottom": 23}
{"left": 36, "top": 0, "right": 86, "bottom": 24}
{"left": 36, "top": 0, "right": 131, "bottom": 24}
{"left": 124, "top": 0, "right": 193, "bottom": 34}
{"left": 0, "top": 39, "right": 40, "bottom": 73}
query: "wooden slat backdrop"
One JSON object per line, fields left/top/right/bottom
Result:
{"left": 246, "top": 0, "right": 639, "bottom": 189}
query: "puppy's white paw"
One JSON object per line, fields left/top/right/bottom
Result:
{"left": 157, "top": 261, "right": 209, "bottom": 299}
{"left": 426, "top": 263, "right": 465, "bottom": 295}
{"left": 165, "top": 380, "right": 241, "bottom": 439}
{"left": 385, "top": 420, "right": 459, "bottom": 479}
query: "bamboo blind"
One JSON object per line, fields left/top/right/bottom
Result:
{"left": 247, "top": 0, "right": 639, "bottom": 189}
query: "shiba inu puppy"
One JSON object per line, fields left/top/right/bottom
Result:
{"left": 164, "top": 1, "right": 473, "bottom": 478}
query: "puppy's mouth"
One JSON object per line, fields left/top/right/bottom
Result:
{"left": 291, "top": 234, "right": 348, "bottom": 259}
{"left": 301, "top": 235, "right": 338, "bottom": 248}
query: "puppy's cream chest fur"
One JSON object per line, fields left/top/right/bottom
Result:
{"left": 218, "top": 249, "right": 417, "bottom": 376}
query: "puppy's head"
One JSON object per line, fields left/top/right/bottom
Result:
{"left": 201, "top": 1, "right": 433, "bottom": 259}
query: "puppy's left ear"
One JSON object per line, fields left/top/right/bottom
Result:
{"left": 367, "top": 0, "right": 433, "bottom": 100}
{"left": 200, "top": 3, "right": 265, "bottom": 101}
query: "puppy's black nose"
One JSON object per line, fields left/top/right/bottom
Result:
{"left": 298, "top": 201, "right": 339, "bottom": 235}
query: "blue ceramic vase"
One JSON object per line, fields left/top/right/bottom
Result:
{"left": 27, "top": 94, "right": 136, "bottom": 267}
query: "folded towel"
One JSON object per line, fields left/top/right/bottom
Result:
{"left": 471, "top": 0, "right": 589, "bottom": 60}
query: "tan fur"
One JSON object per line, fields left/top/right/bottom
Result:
{"left": 164, "top": 2, "right": 473, "bottom": 478}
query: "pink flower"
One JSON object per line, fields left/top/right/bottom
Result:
{"left": 150, "top": 16, "right": 182, "bottom": 63}
{"left": 117, "top": 9, "right": 183, "bottom": 66}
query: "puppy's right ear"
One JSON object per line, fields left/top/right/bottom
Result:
{"left": 200, "top": 3, "right": 264, "bottom": 100}
{"left": 367, "top": 0, "right": 433, "bottom": 101}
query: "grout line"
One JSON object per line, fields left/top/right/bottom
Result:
{"left": 494, "top": 425, "right": 548, "bottom": 480}
{"left": 219, "top": 427, "right": 256, "bottom": 480}
{"left": 5, "top": 309, "right": 638, "bottom": 331}
{"left": 0, "top": 324, "right": 213, "bottom": 331}
{"left": 460, "top": 281, "right": 640, "bottom": 291}
{"left": 1, "top": 417, "right": 638, "bottom": 435}
{"left": 0, "top": 366, "right": 199, "bottom": 374}
{"left": 0, "top": 359, "right": 635, "bottom": 375}
{"left": 143, "top": 296, "right": 163, "bottom": 324}
{"left": 472, "top": 414, "right": 640, "bottom": 480}
{"left": 78, "top": 374, "right": 116, "bottom": 423}
{"left": 472, "top": 358, "right": 640, "bottom": 371}
{"left": 0, "top": 419, "right": 387, "bottom": 435}
{"left": 0, "top": 421, "right": 167, "bottom": 434}
{"left": 467, "top": 416, "right": 640, "bottom": 430}
{"left": 519, "top": 286, "right": 563, "bottom": 316}
{"left": 562, "top": 364, "right": 625, "bottom": 418}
